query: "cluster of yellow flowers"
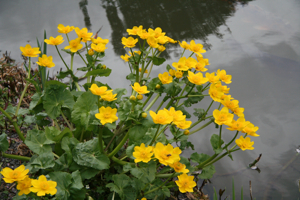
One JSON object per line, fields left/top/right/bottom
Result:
{"left": 150, "top": 107, "right": 192, "bottom": 130}
{"left": 120, "top": 26, "right": 176, "bottom": 61}
{"left": 0, "top": 165, "right": 57, "bottom": 196}
{"left": 133, "top": 142, "right": 196, "bottom": 193}
{"left": 20, "top": 24, "right": 109, "bottom": 69}
{"left": 89, "top": 84, "right": 119, "bottom": 125}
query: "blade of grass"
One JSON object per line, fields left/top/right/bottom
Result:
{"left": 232, "top": 177, "right": 235, "bottom": 200}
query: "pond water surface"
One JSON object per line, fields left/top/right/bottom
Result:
{"left": 1, "top": 0, "right": 300, "bottom": 199}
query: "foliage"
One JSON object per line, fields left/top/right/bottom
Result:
{"left": 0, "top": 24, "right": 260, "bottom": 199}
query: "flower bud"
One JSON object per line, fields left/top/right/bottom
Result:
{"left": 88, "top": 49, "right": 94, "bottom": 56}
{"left": 141, "top": 112, "right": 147, "bottom": 118}
{"left": 175, "top": 71, "right": 183, "bottom": 79}
{"left": 129, "top": 95, "right": 136, "bottom": 101}
{"left": 184, "top": 130, "right": 190, "bottom": 135}
{"left": 102, "top": 64, "right": 107, "bottom": 69}
{"left": 155, "top": 84, "right": 161, "bottom": 89}
{"left": 137, "top": 94, "right": 143, "bottom": 100}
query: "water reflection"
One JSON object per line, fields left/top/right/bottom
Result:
{"left": 79, "top": 0, "right": 92, "bottom": 31}
{"left": 101, "top": 0, "right": 253, "bottom": 56}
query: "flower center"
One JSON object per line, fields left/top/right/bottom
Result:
{"left": 104, "top": 113, "right": 111, "bottom": 118}
{"left": 11, "top": 171, "right": 20, "bottom": 179}
{"left": 40, "top": 181, "right": 49, "bottom": 190}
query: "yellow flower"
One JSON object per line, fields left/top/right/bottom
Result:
{"left": 157, "top": 36, "right": 169, "bottom": 45}
{"left": 92, "top": 37, "right": 109, "bottom": 44}
{"left": 17, "top": 176, "right": 32, "bottom": 196}
{"left": 169, "top": 69, "right": 176, "bottom": 76}
{"left": 189, "top": 40, "right": 206, "bottom": 56}
{"left": 175, "top": 120, "right": 192, "bottom": 130}
{"left": 195, "top": 61, "right": 208, "bottom": 72}
{"left": 242, "top": 122, "right": 260, "bottom": 137}
{"left": 122, "top": 37, "right": 138, "bottom": 48}
{"left": 169, "top": 162, "right": 189, "bottom": 174}
{"left": 217, "top": 69, "right": 232, "bottom": 84}
{"left": 166, "top": 36, "right": 177, "bottom": 43}
{"left": 148, "top": 27, "right": 165, "bottom": 38}
{"left": 150, "top": 110, "right": 173, "bottom": 125}
{"left": 165, "top": 107, "right": 185, "bottom": 124}
{"left": 187, "top": 71, "right": 208, "bottom": 85}
{"left": 95, "top": 106, "right": 118, "bottom": 125}
{"left": 30, "top": 175, "right": 57, "bottom": 196}
{"left": 137, "top": 29, "right": 149, "bottom": 40}
{"left": 44, "top": 35, "right": 64, "bottom": 46}
{"left": 175, "top": 70, "right": 183, "bottom": 79}
{"left": 57, "top": 24, "right": 74, "bottom": 34}
{"left": 133, "top": 143, "right": 153, "bottom": 163}
{"left": 36, "top": 55, "right": 55, "bottom": 68}
{"left": 172, "top": 57, "right": 189, "bottom": 71}
{"left": 129, "top": 50, "right": 141, "bottom": 56}
{"left": 0, "top": 165, "right": 29, "bottom": 183}
{"left": 64, "top": 38, "right": 83, "bottom": 52}
{"left": 235, "top": 136, "right": 254, "bottom": 151}
{"left": 179, "top": 41, "right": 190, "bottom": 50}
{"left": 206, "top": 72, "right": 220, "bottom": 83}
{"left": 20, "top": 44, "right": 41, "bottom": 57}
{"left": 158, "top": 45, "right": 166, "bottom": 52}
{"left": 227, "top": 117, "right": 250, "bottom": 131}
{"left": 121, "top": 54, "right": 130, "bottom": 62}
{"left": 221, "top": 96, "right": 239, "bottom": 111}
{"left": 154, "top": 142, "right": 181, "bottom": 166}
{"left": 215, "top": 81, "right": 230, "bottom": 94}
{"left": 89, "top": 84, "right": 111, "bottom": 96}
{"left": 131, "top": 82, "right": 150, "bottom": 94}
{"left": 185, "top": 57, "right": 197, "bottom": 69}
{"left": 75, "top": 27, "right": 93, "bottom": 42}
{"left": 158, "top": 72, "right": 173, "bottom": 84}
{"left": 101, "top": 91, "right": 117, "bottom": 102}
{"left": 127, "top": 25, "right": 143, "bottom": 35}
{"left": 91, "top": 43, "right": 107, "bottom": 52}
{"left": 208, "top": 84, "right": 224, "bottom": 102}
{"left": 88, "top": 49, "right": 94, "bottom": 56}
{"left": 233, "top": 106, "right": 245, "bottom": 117}
{"left": 213, "top": 107, "right": 234, "bottom": 126}
{"left": 175, "top": 173, "right": 197, "bottom": 193}
{"left": 147, "top": 36, "right": 159, "bottom": 48}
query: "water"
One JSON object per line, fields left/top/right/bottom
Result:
{"left": 1, "top": 0, "right": 300, "bottom": 199}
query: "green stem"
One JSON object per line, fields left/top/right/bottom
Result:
{"left": 144, "top": 94, "right": 160, "bottom": 111}
{"left": 155, "top": 172, "right": 181, "bottom": 178}
{"left": 223, "top": 131, "right": 239, "bottom": 150}
{"left": 175, "top": 83, "right": 187, "bottom": 106}
{"left": 142, "top": 92, "right": 153, "bottom": 108}
{"left": 202, "top": 82, "right": 211, "bottom": 91}
{"left": 155, "top": 99, "right": 166, "bottom": 112}
{"left": 189, "top": 119, "right": 214, "bottom": 135}
{"left": 16, "top": 57, "right": 31, "bottom": 116}
{"left": 143, "top": 172, "right": 176, "bottom": 196}
{"left": 111, "top": 156, "right": 135, "bottom": 166}
{"left": 77, "top": 51, "right": 88, "bottom": 65}
{"left": 1, "top": 152, "right": 30, "bottom": 161}
{"left": 66, "top": 34, "right": 70, "bottom": 42}
{"left": 219, "top": 125, "right": 223, "bottom": 148}
{"left": 149, "top": 125, "right": 161, "bottom": 145}
{"left": 108, "top": 131, "right": 130, "bottom": 158}
{"left": 53, "top": 119, "right": 60, "bottom": 131}
{"left": 189, "top": 52, "right": 194, "bottom": 57}
{"left": 74, "top": 82, "right": 81, "bottom": 91}
{"left": 98, "top": 126, "right": 104, "bottom": 153}
{"left": 0, "top": 107, "right": 25, "bottom": 142}
{"left": 55, "top": 45, "right": 69, "bottom": 70}
{"left": 70, "top": 53, "right": 74, "bottom": 71}
{"left": 205, "top": 100, "right": 214, "bottom": 115}
{"left": 165, "top": 99, "right": 174, "bottom": 110}
{"left": 180, "top": 49, "right": 186, "bottom": 58}
{"left": 202, "top": 148, "right": 240, "bottom": 168}
{"left": 197, "top": 154, "right": 218, "bottom": 169}
{"left": 61, "top": 111, "right": 73, "bottom": 131}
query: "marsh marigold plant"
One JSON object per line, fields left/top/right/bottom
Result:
{"left": 0, "top": 24, "right": 260, "bottom": 200}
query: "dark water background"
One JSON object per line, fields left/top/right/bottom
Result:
{"left": 1, "top": 0, "right": 300, "bottom": 199}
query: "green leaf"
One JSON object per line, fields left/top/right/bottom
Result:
{"left": 183, "top": 91, "right": 204, "bottom": 107}
{"left": 29, "top": 92, "right": 42, "bottom": 110}
{"left": 128, "top": 125, "right": 148, "bottom": 144}
{"left": 71, "top": 91, "right": 97, "bottom": 129}
{"left": 193, "top": 108, "right": 206, "bottom": 120}
{"left": 130, "top": 161, "right": 156, "bottom": 183}
{"left": 162, "top": 186, "right": 171, "bottom": 197}
{"left": 83, "top": 81, "right": 111, "bottom": 92}
{"left": 198, "top": 164, "right": 216, "bottom": 179}
{"left": 125, "top": 144, "right": 135, "bottom": 159}
{"left": 43, "top": 81, "right": 75, "bottom": 119}
{"left": 175, "top": 106, "right": 191, "bottom": 119}
{"left": 126, "top": 73, "right": 136, "bottom": 85}
{"left": 0, "top": 133, "right": 9, "bottom": 152}
{"left": 210, "top": 134, "right": 224, "bottom": 154}
{"left": 84, "top": 68, "right": 111, "bottom": 78}
{"left": 49, "top": 171, "right": 73, "bottom": 200}
{"left": 113, "top": 88, "right": 127, "bottom": 103}
{"left": 190, "top": 152, "right": 210, "bottom": 164}
{"left": 72, "top": 138, "right": 110, "bottom": 170}
{"left": 45, "top": 127, "right": 72, "bottom": 143}
{"left": 106, "top": 174, "right": 137, "bottom": 200}
{"left": 147, "top": 77, "right": 162, "bottom": 93}
{"left": 30, "top": 152, "right": 55, "bottom": 169}
{"left": 56, "top": 70, "right": 79, "bottom": 82}
{"left": 149, "top": 56, "right": 166, "bottom": 66}
{"left": 25, "top": 129, "right": 54, "bottom": 154}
